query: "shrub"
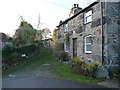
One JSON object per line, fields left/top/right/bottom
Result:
{"left": 67, "top": 61, "right": 77, "bottom": 68}
{"left": 2, "top": 45, "right": 15, "bottom": 56}
{"left": 65, "top": 33, "right": 70, "bottom": 46}
{"left": 86, "top": 63, "right": 99, "bottom": 71}
{"left": 53, "top": 42, "right": 64, "bottom": 60}
{"left": 70, "top": 58, "right": 84, "bottom": 65}
{"left": 86, "top": 63, "right": 99, "bottom": 77}
{"left": 108, "top": 67, "right": 120, "bottom": 78}
{"left": 70, "top": 58, "right": 99, "bottom": 77}
{"left": 2, "top": 43, "right": 39, "bottom": 69}
{"left": 15, "top": 44, "right": 39, "bottom": 54}
{"left": 72, "top": 64, "right": 82, "bottom": 74}
{"left": 59, "top": 51, "right": 69, "bottom": 61}
{"left": 33, "top": 40, "right": 40, "bottom": 44}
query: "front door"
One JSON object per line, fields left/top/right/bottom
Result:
{"left": 73, "top": 38, "right": 77, "bottom": 57}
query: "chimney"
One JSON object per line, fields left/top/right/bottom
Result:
{"left": 72, "top": 4, "right": 82, "bottom": 15}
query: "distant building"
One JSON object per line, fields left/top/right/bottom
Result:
{"left": 0, "top": 33, "right": 13, "bottom": 47}
{"left": 57, "top": 1, "right": 120, "bottom": 66}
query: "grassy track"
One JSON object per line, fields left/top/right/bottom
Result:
{"left": 3, "top": 45, "right": 105, "bottom": 84}
{"left": 2, "top": 45, "right": 61, "bottom": 75}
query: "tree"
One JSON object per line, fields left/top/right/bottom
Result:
{"left": 52, "top": 29, "right": 58, "bottom": 41}
{"left": 13, "top": 21, "right": 37, "bottom": 46}
{"left": 8, "top": 37, "right": 12, "bottom": 42}
{"left": 0, "top": 33, "right": 12, "bottom": 42}
{"left": 0, "top": 33, "right": 7, "bottom": 42}
{"left": 35, "top": 30, "right": 43, "bottom": 41}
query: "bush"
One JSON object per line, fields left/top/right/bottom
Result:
{"left": 85, "top": 63, "right": 99, "bottom": 77}
{"left": 15, "top": 44, "right": 39, "bottom": 54}
{"left": 2, "top": 45, "right": 15, "bottom": 56}
{"left": 70, "top": 58, "right": 99, "bottom": 77}
{"left": 2, "top": 43, "right": 39, "bottom": 69}
{"left": 66, "top": 61, "right": 77, "bottom": 68}
{"left": 70, "top": 58, "right": 85, "bottom": 65}
{"left": 33, "top": 40, "right": 40, "bottom": 44}
{"left": 108, "top": 67, "right": 120, "bottom": 79}
{"left": 86, "top": 63, "right": 99, "bottom": 71}
{"left": 53, "top": 42, "right": 64, "bottom": 59}
{"left": 59, "top": 51, "right": 69, "bottom": 61}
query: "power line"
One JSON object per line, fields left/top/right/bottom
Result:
{"left": 44, "top": 0, "right": 70, "bottom": 10}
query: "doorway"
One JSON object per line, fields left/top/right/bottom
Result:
{"left": 73, "top": 38, "right": 77, "bottom": 57}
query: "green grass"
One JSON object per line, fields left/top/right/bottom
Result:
{"left": 3, "top": 46, "right": 60, "bottom": 76}
{"left": 3, "top": 45, "right": 105, "bottom": 84}
{"left": 55, "top": 64, "right": 105, "bottom": 84}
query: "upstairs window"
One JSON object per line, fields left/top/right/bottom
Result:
{"left": 64, "top": 24, "right": 68, "bottom": 32}
{"left": 84, "top": 35, "right": 92, "bottom": 53}
{"left": 84, "top": 10, "right": 92, "bottom": 24}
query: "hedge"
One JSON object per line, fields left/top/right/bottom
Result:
{"left": 2, "top": 44, "right": 39, "bottom": 69}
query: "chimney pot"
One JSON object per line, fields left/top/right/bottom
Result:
{"left": 74, "top": 4, "right": 76, "bottom": 8}
{"left": 77, "top": 4, "right": 79, "bottom": 7}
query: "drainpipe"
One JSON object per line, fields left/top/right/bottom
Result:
{"left": 101, "top": 1, "right": 104, "bottom": 65}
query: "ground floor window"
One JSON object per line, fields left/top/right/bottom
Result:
{"left": 84, "top": 35, "right": 92, "bottom": 53}
{"left": 64, "top": 40, "right": 68, "bottom": 52}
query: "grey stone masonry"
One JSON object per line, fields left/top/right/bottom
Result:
{"left": 57, "top": 1, "right": 120, "bottom": 65}
{"left": 102, "top": 2, "right": 120, "bottom": 65}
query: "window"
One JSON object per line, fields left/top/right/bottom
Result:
{"left": 64, "top": 40, "right": 68, "bottom": 52}
{"left": 84, "top": 35, "right": 92, "bottom": 53}
{"left": 64, "top": 24, "right": 68, "bottom": 32}
{"left": 84, "top": 10, "right": 92, "bottom": 24}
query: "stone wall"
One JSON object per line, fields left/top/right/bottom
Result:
{"left": 58, "top": 1, "right": 120, "bottom": 65}
{"left": 58, "top": 2, "right": 103, "bottom": 64}
{"left": 102, "top": 2, "right": 120, "bottom": 65}
{"left": 72, "top": 2, "right": 102, "bottom": 64}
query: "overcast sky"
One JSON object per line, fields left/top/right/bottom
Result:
{"left": 0, "top": 0, "right": 96, "bottom": 36}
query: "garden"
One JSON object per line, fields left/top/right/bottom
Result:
{"left": 53, "top": 42, "right": 120, "bottom": 80}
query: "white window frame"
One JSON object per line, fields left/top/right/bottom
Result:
{"left": 84, "top": 10, "right": 92, "bottom": 24}
{"left": 64, "top": 24, "right": 68, "bottom": 32}
{"left": 84, "top": 35, "right": 92, "bottom": 53}
{"left": 64, "top": 40, "right": 68, "bottom": 52}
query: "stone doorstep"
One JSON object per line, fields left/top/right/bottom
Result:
{"left": 98, "top": 80, "right": 119, "bottom": 88}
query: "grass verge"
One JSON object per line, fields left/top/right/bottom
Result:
{"left": 55, "top": 64, "right": 105, "bottom": 84}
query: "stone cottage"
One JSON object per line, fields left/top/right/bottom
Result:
{"left": 57, "top": 1, "right": 120, "bottom": 66}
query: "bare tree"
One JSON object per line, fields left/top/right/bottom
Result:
{"left": 19, "top": 15, "right": 25, "bottom": 21}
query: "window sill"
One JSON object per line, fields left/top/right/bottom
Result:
{"left": 84, "top": 21, "right": 92, "bottom": 25}
{"left": 64, "top": 31, "right": 68, "bottom": 33}
{"left": 64, "top": 51, "right": 69, "bottom": 53}
{"left": 84, "top": 51, "right": 92, "bottom": 54}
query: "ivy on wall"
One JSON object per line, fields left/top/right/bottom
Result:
{"left": 65, "top": 33, "right": 70, "bottom": 47}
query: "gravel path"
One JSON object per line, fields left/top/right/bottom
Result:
{"left": 5, "top": 65, "right": 57, "bottom": 79}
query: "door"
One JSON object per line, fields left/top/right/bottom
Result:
{"left": 73, "top": 38, "right": 77, "bottom": 57}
